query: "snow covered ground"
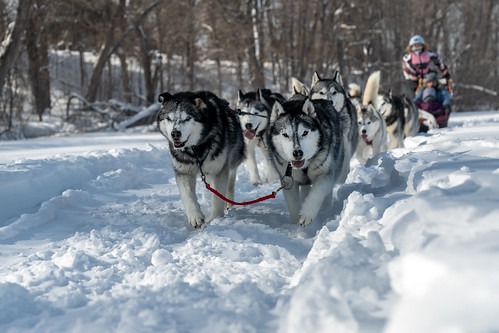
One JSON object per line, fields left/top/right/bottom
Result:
{"left": 1, "top": 110, "right": 499, "bottom": 333}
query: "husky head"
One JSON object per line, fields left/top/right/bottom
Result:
{"left": 309, "top": 71, "right": 346, "bottom": 111}
{"left": 157, "top": 92, "right": 210, "bottom": 150}
{"left": 290, "top": 77, "right": 309, "bottom": 100}
{"left": 269, "top": 99, "right": 321, "bottom": 169}
{"left": 236, "top": 89, "right": 272, "bottom": 140}
{"left": 357, "top": 103, "right": 383, "bottom": 145}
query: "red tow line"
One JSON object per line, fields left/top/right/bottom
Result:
{"left": 201, "top": 175, "right": 281, "bottom": 206}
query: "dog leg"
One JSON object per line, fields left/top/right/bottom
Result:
{"left": 299, "top": 175, "right": 335, "bottom": 225}
{"left": 208, "top": 168, "right": 230, "bottom": 220}
{"left": 283, "top": 183, "right": 301, "bottom": 224}
{"left": 246, "top": 140, "right": 261, "bottom": 185}
{"left": 225, "top": 168, "right": 237, "bottom": 210}
{"left": 175, "top": 173, "right": 205, "bottom": 228}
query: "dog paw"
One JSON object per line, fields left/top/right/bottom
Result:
{"left": 298, "top": 215, "right": 314, "bottom": 226}
{"left": 187, "top": 215, "right": 205, "bottom": 229}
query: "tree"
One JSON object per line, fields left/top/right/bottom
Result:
{"left": 25, "top": 0, "right": 51, "bottom": 121}
{"left": 0, "top": 0, "right": 30, "bottom": 93}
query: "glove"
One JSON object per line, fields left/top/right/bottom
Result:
{"left": 447, "top": 79, "right": 453, "bottom": 95}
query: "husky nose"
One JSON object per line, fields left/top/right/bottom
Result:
{"left": 171, "top": 129, "right": 182, "bottom": 141}
{"left": 245, "top": 123, "right": 253, "bottom": 130}
{"left": 293, "top": 149, "right": 303, "bottom": 160}
{"left": 361, "top": 129, "right": 367, "bottom": 135}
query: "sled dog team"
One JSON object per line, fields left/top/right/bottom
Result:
{"left": 157, "top": 71, "right": 422, "bottom": 228}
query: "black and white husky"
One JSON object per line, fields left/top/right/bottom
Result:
{"left": 157, "top": 91, "right": 246, "bottom": 228}
{"left": 236, "top": 89, "right": 285, "bottom": 185}
{"left": 309, "top": 71, "right": 359, "bottom": 183}
{"left": 355, "top": 71, "right": 388, "bottom": 165}
{"left": 374, "top": 91, "right": 419, "bottom": 149}
{"left": 267, "top": 98, "right": 348, "bottom": 225}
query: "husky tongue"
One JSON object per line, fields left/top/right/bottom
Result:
{"left": 291, "top": 160, "right": 304, "bottom": 168}
{"left": 361, "top": 134, "right": 372, "bottom": 145}
{"left": 244, "top": 130, "right": 256, "bottom": 140}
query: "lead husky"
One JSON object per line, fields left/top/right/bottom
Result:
{"left": 355, "top": 71, "right": 388, "bottom": 164}
{"left": 309, "top": 71, "right": 359, "bottom": 183}
{"left": 157, "top": 91, "right": 246, "bottom": 228}
{"left": 267, "top": 98, "right": 348, "bottom": 225}
{"left": 236, "top": 89, "right": 284, "bottom": 184}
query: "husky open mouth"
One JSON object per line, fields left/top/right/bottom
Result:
{"left": 173, "top": 138, "right": 189, "bottom": 149}
{"left": 243, "top": 124, "right": 260, "bottom": 140}
{"left": 291, "top": 159, "right": 305, "bottom": 168}
{"left": 361, "top": 134, "right": 372, "bottom": 145}
{"left": 244, "top": 129, "right": 256, "bottom": 140}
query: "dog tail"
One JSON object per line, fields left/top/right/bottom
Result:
{"left": 362, "top": 71, "right": 380, "bottom": 106}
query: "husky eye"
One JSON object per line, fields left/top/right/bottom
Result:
{"left": 302, "top": 130, "right": 309, "bottom": 137}
{"left": 282, "top": 133, "right": 290, "bottom": 138}
{"left": 185, "top": 116, "right": 191, "bottom": 121}
{"left": 165, "top": 115, "right": 172, "bottom": 121}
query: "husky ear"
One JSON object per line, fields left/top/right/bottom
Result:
{"left": 158, "top": 92, "right": 172, "bottom": 104}
{"left": 258, "top": 89, "right": 271, "bottom": 109}
{"left": 194, "top": 97, "right": 207, "bottom": 109}
{"left": 302, "top": 98, "right": 316, "bottom": 118}
{"left": 311, "top": 71, "right": 321, "bottom": 87}
{"left": 333, "top": 70, "right": 344, "bottom": 87}
{"left": 270, "top": 101, "right": 285, "bottom": 123}
{"left": 238, "top": 90, "right": 244, "bottom": 102}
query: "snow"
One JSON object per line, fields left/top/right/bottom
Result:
{"left": 1, "top": 110, "right": 499, "bottom": 333}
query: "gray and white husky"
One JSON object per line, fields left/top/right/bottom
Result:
{"left": 236, "top": 89, "right": 284, "bottom": 185}
{"left": 374, "top": 91, "right": 419, "bottom": 149}
{"left": 309, "top": 71, "right": 359, "bottom": 183}
{"left": 355, "top": 71, "right": 388, "bottom": 165}
{"left": 267, "top": 98, "right": 348, "bottom": 225}
{"left": 157, "top": 91, "right": 246, "bottom": 228}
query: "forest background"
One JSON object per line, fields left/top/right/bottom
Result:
{"left": 0, "top": 0, "right": 497, "bottom": 138}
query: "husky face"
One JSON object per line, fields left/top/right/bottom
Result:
{"left": 309, "top": 71, "right": 346, "bottom": 111}
{"left": 157, "top": 94, "right": 206, "bottom": 150}
{"left": 358, "top": 104, "right": 383, "bottom": 145}
{"left": 269, "top": 100, "right": 321, "bottom": 169}
{"left": 236, "top": 90, "right": 270, "bottom": 141}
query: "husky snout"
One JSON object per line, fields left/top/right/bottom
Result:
{"left": 293, "top": 149, "right": 303, "bottom": 160}
{"left": 171, "top": 129, "right": 182, "bottom": 141}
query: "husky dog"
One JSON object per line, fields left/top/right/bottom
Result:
{"left": 309, "top": 71, "right": 359, "bottom": 183}
{"left": 375, "top": 92, "right": 406, "bottom": 149}
{"left": 267, "top": 98, "right": 348, "bottom": 225}
{"left": 157, "top": 91, "right": 246, "bottom": 228}
{"left": 348, "top": 82, "right": 362, "bottom": 102}
{"left": 355, "top": 71, "right": 388, "bottom": 165}
{"left": 402, "top": 96, "right": 421, "bottom": 137}
{"left": 236, "top": 89, "right": 284, "bottom": 185}
{"left": 374, "top": 91, "right": 420, "bottom": 149}
{"left": 290, "top": 77, "right": 309, "bottom": 99}
{"left": 418, "top": 109, "right": 439, "bottom": 132}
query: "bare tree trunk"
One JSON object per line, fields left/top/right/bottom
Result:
{"left": 85, "top": 0, "right": 126, "bottom": 102}
{"left": 0, "top": 0, "right": 30, "bottom": 92}
{"left": 25, "top": 2, "right": 51, "bottom": 121}
{"left": 117, "top": 49, "right": 132, "bottom": 103}
{"left": 136, "top": 24, "right": 155, "bottom": 104}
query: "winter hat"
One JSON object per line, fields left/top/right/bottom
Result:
{"left": 409, "top": 35, "right": 425, "bottom": 46}
{"left": 423, "top": 72, "right": 438, "bottom": 84}
{"left": 422, "top": 87, "right": 437, "bottom": 102}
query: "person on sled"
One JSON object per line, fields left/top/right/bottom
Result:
{"left": 414, "top": 72, "right": 451, "bottom": 129}
{"left": 402, "top": 34, "right": 453, "bottom": 113}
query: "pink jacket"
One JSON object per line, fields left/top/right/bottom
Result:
{"left": 402, "top": 50, "right": 450, "bottom": 82}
